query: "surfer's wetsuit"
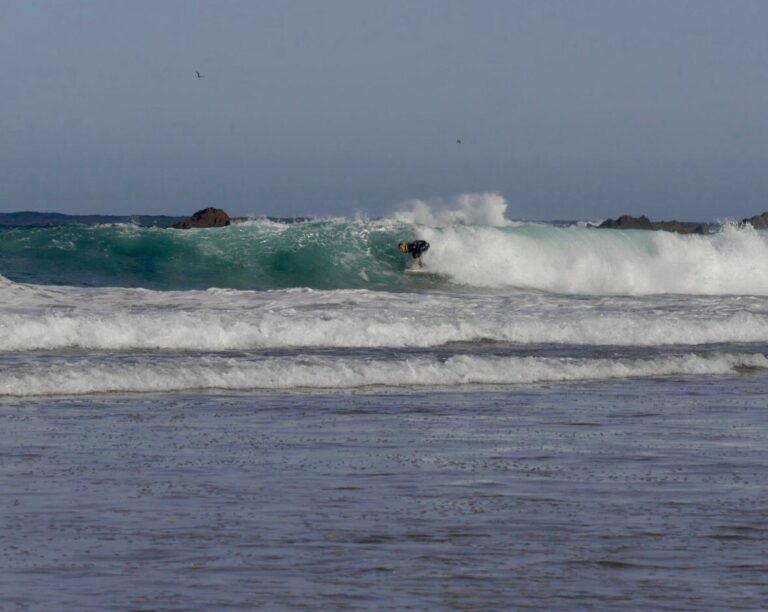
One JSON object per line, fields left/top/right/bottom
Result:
{"left": 405, "top": 240, "right": 430, "bottom": 259}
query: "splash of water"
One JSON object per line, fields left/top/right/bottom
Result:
{"left": 395, "top": 192, "right": 515, "bottom": 227}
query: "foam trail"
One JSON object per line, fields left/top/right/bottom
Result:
{"left": 3, "top": 308, "right": 768, "bottom": 350}
{"left": 1, "top": 352, "right": 765, "bottom": 396}
{"left": 3, "top": 285, "right": 768, "bottom": 350}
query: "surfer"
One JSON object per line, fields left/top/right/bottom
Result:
{"left": 399, "top": 240, "right": 430, "bottom": 267}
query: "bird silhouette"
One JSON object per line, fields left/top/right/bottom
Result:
{"left": 456, "top": 138, "right": 462, "bottom": 145}
{"left": 195, "top": 70, "right": 204, "bottom": 78}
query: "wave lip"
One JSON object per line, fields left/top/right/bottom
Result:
{"left": 1, "top": 352, "right": 765, "bottom": 397}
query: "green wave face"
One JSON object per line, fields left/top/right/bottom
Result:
{"left": 0, "top": 221, "right": 421, "bottom": 290}
{"left": 6, "top": 219, "right": 767, "bottom": 295}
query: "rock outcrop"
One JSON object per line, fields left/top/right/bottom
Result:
{"left": 597, "top": 215, "right": 707, "bottom": 234}
{"left": 171, "top": 207, "right": 231, "bottom": 229}
{"left": 741, "top": 212, "right": 768, "bottom": 229}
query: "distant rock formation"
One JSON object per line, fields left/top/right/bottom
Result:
{"left": 597, "top": 215, "right": 707, "bottom": 234}
{"left": 741, "top": 212, "right": 768, "bottom": 229}
{"left": 172, "top": 207, "right": 231, "bottom": 229}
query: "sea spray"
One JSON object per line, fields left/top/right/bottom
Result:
{"left": 395, "top": 192, "right": 516, "bottom": 227}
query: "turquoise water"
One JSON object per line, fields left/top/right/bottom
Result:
{"left": 4, "top": 219, "right": 768, "bottom": 295}
{"left": 0, "top": 221, "right": 412, "bottom": 290}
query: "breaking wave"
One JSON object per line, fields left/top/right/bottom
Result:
{"left": 2, "top": 193, "right": 768, "bottom": 295}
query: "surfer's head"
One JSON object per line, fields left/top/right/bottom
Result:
{"left": 398, "top": 242, "right": 409, "bottom": 253}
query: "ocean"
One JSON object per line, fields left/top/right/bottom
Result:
{"left": 1, "top": 200, "right": 767, "bottom": 609}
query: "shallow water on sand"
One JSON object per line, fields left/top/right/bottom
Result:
{"left": 2, "top": 378, "right": 767, "bottom": 610}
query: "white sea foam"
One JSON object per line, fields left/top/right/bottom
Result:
{"left": 418, "top": 222, "right": 768, "bottom": 295}
{"left": 1, "top": 284, "right": 768, "bottom": 351}
{"left": 389, "top": 192, "right": 768, "bottom": 295}
{"left": 1, "top": 352, "right": 764, "bottom": 397}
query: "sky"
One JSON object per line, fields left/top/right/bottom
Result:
{"left": 1, "top": 0, "right": 767, "bottom": 221}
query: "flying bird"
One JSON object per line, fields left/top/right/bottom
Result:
{"left": 195, "top": 70, "right": 204, "bottom": 78}
{"left": 456, "top": 138, "right": 462, "bottom": 145}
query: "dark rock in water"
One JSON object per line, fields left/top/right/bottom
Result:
{"left": 172, "top": 207, "right": 231, "bottom": 229}
{"left": 598, "top": 215, "right": 707, "bottom": 234}
{"left": 598, "top": 215, "right": 654, "bottom": 230}
{"left": 741, "top": 212, "right": 768, "bottom": 229}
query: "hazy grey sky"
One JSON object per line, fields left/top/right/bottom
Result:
{"left": 1, "top": 0, "right": 767, "bottom": 219}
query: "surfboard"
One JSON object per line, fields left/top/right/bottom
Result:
{"left": 405, "top": 267, "right": 430, "bottom": 274}
{"left": 404, "top": 267, "right": 445, "bottom": 278}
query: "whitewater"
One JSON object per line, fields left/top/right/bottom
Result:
{"left": 2, "top": 193, "right": 768, "bottom": 396}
